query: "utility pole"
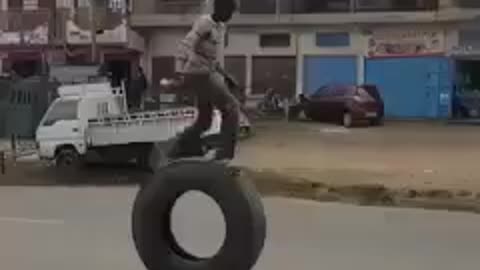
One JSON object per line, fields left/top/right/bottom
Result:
{"left": 89, "top": 0, "right": 97, "bottom": 63}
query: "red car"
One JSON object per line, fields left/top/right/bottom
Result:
{"left": 302, "top": 84, "right": 384, "bottom": 127}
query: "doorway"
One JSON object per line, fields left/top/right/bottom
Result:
{"left": 105, "top": 60, "right": 131, "bottom": 87}
{"left": 453, "top": 60, "right": 480, "bottom": 119}
{"left": 251, "top": 56, "right": 296, "bottom": 98}
{"left": 11, "top": 60, "right": 42, "bottom": 78}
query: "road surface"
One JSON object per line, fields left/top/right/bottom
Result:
{"left": 0, "top": 187, "right": 479, "bottom": 270}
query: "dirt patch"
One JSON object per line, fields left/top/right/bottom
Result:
{"left": 240, "top": 168, "right": 480, "bottom": 214}
{"left": 2, "top": 161, "right": 480, "bottom": 214}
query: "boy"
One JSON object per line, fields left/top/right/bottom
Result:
{"left": 170, "top": 0, "right": 240, "bottom": 162}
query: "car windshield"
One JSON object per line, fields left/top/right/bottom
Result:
{"left": 42, "top": 100, "right": 79, "bottom": 126}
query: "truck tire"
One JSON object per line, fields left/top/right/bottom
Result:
{"left": 131, "top": 160, "right": 266, "bottom": 270}
{"left": 56, "top": 147, "right": 81, "bottom": 169}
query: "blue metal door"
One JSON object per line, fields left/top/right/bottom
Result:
{"left": 365, "top": 57, "right": 451, "bottom": 119}
{"left": 304, "top": 56, "right": 357, "bottom": 95}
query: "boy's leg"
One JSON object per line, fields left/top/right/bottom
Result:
{"left": 168, "top": 74, "right": 214, "bottom": 159}
{"left": 209, "top": 72, "right": 240, "bottom": 160}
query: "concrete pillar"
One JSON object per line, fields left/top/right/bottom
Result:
{"left": 295, "top": 32, "right": 303, "bottom": 96}
{"left": 357, "top": 54, "right": 365, "bottom": 85}
{"left": 245, "top": 54, "right": 252, "bottom": 96}
{"left": 146, "top": 37, "right": 152, "bottom": 83}
{"left": 296, "top": 54, "right": 304, "bottom": 96}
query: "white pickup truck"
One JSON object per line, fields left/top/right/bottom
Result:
{"left": 35, "top": 81, "right": 250, "bottom": 169}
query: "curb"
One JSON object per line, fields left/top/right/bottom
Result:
{"left": 240, "top": 168, "right": 480, "bottom": 214}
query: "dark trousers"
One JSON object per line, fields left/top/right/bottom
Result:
{"left": 170, "top": 72, "right": 240, "bottom": 159}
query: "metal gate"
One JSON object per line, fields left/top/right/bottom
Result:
{"left": 365, "top": 56, "right": 451, "bottom": 119}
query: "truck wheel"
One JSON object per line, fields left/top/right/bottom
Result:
{"left": 56, "top": 148, "right": 80, "bottom": 168}
{"left": 132, "top": 161, "right": 266, "bottom": 270}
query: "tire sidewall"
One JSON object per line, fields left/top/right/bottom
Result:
{"left": 56, "top": 148, "right": 80, "bottom": 168}
{"left": 132, "top": 161, "right": 266, "bottom": 270}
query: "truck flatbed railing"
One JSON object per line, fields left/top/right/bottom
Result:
{"left": 87, "top": 107, "right": 198, "bottom": 127}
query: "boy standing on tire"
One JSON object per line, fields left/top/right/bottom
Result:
{"left": 169, "top": 0, "right": 240, "bottom": 162}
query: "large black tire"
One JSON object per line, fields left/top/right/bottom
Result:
{"left": 132, "top": 161, "right": 266, "bottom": 270}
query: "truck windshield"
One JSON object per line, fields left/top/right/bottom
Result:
{"left": 42, "top": 100, "right": 79, "bottom": 126}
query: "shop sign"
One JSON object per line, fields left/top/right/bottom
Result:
{"left": 367, "top": 29, "right": 444, "bottom": 57}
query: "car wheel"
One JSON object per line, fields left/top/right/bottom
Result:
{"left": 342, "top": 111, "right": 353, "bottom": 128}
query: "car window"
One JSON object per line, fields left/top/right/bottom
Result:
{"left": 42, "top": 100, "right": 79, "bottom": 126}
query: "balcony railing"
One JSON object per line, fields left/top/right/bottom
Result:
{"left": 134, "top": 0, "right": 439, "bottom": 15}
{"left": 73, "top": 7, "right": 125, "bottom": 31}
{"left": 0, "top": 9, "right": 50, "bottom": 45}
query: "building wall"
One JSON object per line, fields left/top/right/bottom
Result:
{"left": 144, "top": 22, "right": 462, "bottom": 118}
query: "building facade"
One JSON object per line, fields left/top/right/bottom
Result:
{"left": 2, "top": 0, "right": 480, "bottom": 119}
{"left": 0, "top": 0, "right": 144, "bottom": 83}
{"left": 129, "top": 0, "right": 480, "bottom": 119}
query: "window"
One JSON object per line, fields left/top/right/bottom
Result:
{"left": 259, "top": 33, "right": 291, "bottom": 48}
{"left": 239, "top": 0, "right": 276, "bottom": 14}
{"left": 8, "top": 0, "right": 23, "bottom": 9}
{"left": 42, "top": 100, "right": 79, "bottom": 126}
{"left": 316, "top": 33, "right": 350, "bottom": 47}
{"left": 97, "top": 102, "right": 109, "bottom": 116}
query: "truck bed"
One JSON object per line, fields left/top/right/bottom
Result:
{"left": 86, "top": 107, "right": 221, "bottom": 146}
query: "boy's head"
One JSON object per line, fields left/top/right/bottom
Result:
{"left": 212, "top": 0, "right": 237, "bottom": 22}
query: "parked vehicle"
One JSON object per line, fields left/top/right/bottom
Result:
{"left": 301, "top": 84, "right": 384, "bottom": 127}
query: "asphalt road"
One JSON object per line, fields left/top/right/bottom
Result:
{"left": 1, "top": 187, "right": 480, "bottom": 270}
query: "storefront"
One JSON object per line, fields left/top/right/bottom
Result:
{"left": 450, "top": 27, "right": 480, "bottom": 120}
{"left": 365, "top": 27, "right": 451, "bottom": 119}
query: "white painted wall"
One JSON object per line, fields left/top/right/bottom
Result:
{"left": 149, "top": 29, "right": 187, "bottom": 57}
{"left": 445, "top": 26, "right": 460, "bottom": 54}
